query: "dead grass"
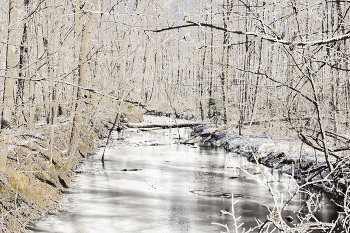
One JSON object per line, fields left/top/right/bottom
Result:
{"left": 0, "top": 117, "right": 114, "bottom": 232}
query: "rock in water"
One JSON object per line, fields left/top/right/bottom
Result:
{"left": 285, "top": 216, "right": 293, "bottom": 222}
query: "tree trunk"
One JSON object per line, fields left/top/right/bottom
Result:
{"left": 221, "top": 0, "right": 230, "bottom": 124}
{"left": 0, "top": 0, "right": 18, "bottom": 172}
{"left": 68, "top": 4, "right": 89, "bottom": 163}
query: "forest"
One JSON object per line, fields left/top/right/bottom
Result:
{"left": 1, "top": 0, "right": 350, "bottom": 232}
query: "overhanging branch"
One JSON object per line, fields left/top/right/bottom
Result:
{"left": 148, "top": 20, "right": 350, "bottom": 47}
{"left": 63, "top": 81, "right": 148, "bottom": 109}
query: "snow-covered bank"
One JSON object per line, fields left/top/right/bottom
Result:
{"left": 183, "top": 125, "right": 348, "bottom": 197}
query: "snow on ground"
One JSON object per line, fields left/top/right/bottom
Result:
{"left": 142, "top": 115, "right": 205, "bottom": 125}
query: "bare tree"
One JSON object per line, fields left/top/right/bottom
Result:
{"left": 0, "top": 0, "right": 18, "bottom": 172}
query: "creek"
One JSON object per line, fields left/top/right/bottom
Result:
{"left": 28, "top": 127, "right": 341, "bottom": 232}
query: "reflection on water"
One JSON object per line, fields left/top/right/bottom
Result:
{"left": 28, "top": 128, "right": 342, "bottom": 233}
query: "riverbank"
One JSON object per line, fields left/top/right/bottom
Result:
{"left": 182, "top": 125, "right": 348, "bottom": 197}
{"left": 0, "top": 111, "right": 144, "bottom": 233}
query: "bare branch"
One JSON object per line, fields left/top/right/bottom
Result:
{"left": 62, "top": 81, "right": 148, "bottom": 109}
{"left": 148, "top": 20, "right": 350, "bottom": 47}
{"left": 236, "top": 68, "right": 317, "bottom": 104}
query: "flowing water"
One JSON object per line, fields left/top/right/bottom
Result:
{"left": 28, "top": 128, "right": 342, "bottom": 233}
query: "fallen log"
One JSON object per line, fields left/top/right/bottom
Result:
{"left": 122, "top": 122, "right": 203, "bottom": 129}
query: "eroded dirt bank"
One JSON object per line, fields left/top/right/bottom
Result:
{"left": 0, "top": 116, "right": 123, "bottom": 233}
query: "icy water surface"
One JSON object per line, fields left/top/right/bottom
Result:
{"left": 28, "top": 128, "right": 341, "bottom": 232}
